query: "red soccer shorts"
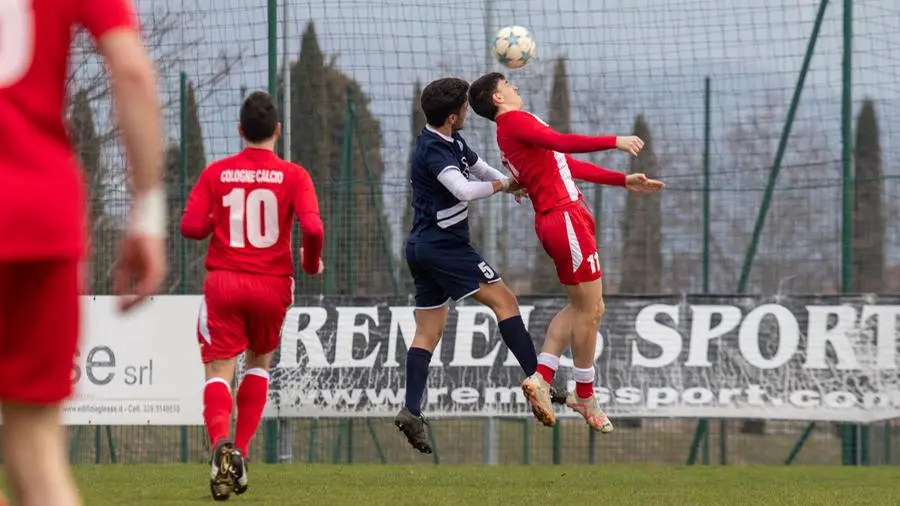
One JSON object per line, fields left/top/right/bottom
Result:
{"left": 534, "top": 201, "right": 603, "bottom": 286}
{"left": 0, "top": 260, "right": 80, "bottom": 404}
{"left": 197, "top": 270, "right": 293, "bottom": 364}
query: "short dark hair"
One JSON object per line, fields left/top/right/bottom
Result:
{"left": 468, "top": 72, "right": 505, "bottom": 121}
{"left": 240, "top": 91, "right": 279, "bottom": 143}
{"left": 420, "top": 77, "right": 469, "bottom": 127}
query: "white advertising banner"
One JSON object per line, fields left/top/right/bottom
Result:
{"left": 15, "top": 294, "right": 896, "bottom": 425}
{"left": 62, "top": 296, "right": 206, "bottom": 425}
{"left": 267, "top": 295, "right": 900, "bottom": 423}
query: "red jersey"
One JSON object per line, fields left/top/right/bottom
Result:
{"left": 180, "top": 148, "right": 324, "bottom": 276}
{"left": 0, "top": 0, "right": 138, "bottom": 261}
{"left": 495, "top": 110, "right": 628, "bottom": 214}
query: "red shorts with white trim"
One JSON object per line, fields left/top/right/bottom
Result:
{"left": 534, "top": 201, "right": 602, "bottom": 286}
{"left": 197, "top": 270, "right": 293, "bottom": 363}
{"left": 0, "top": 260, "right": 81, "bottom": 404}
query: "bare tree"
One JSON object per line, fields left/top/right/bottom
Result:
{"left": 67, "top": 9, "right": 241, "bottom": 189}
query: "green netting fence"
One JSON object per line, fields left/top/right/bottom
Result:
{"left": 57, "top": 0, "right": 900, "bottom": 466}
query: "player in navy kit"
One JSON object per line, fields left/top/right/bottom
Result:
{"left": 394, "top": 77, "right": 563, "bottom": 454}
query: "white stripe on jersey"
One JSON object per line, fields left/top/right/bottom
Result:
{"left": 530, "top": 112, "right": 580, "bottom": 202}
{"left": 437, "top": 200, "right": 468, "bottom": 220}
{"left": 438, "top": 209, "right": 468, "bottom": 228}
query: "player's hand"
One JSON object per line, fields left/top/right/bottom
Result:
{"left": 616, "top": 136, "right": 645, "bottom": 157}
{"left": 113, "top": 233, "right": 166, "bottom": 313}
{"left": 505, "top": 178, "right": 524, "bottom": 193}
{"left": 625, "top": 173, "right": 665, "bottom": 193}
{"left": 299, "top": 248, "right": 325, "bottom": 275}
{"left": 512, "top": 188, "right": 529, "bottom": 205}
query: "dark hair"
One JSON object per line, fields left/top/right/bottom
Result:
{"left": 240, "top": 91, "right": 279, "bottom": 143}
{"left": 420, "top": 77, "right": 469, "bottom": 127}
{"left": 468, "top": 72, "right": 505, "bottom": 121}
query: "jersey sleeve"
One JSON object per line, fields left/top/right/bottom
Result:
{"left": 180, "top": 168, "right": 215, "bottom": 240}
{"left": 79, "top": 0, "right": 140, "bottom": 41}
{"left": 461, "top": 138, "right": 481, "bottom": 165}
{"left": 468, "top": 158, "right": 506, "bottom": 182}
{"left": 565, "top": 155, "right": 627, "bottom": 187}
{"left": 293, "top": 166, "right": 325, "bottom": 275}
{"left": 502, "top": 112, "right": 617, "bottom": 154}
{"left": 424, "top": 144, "right": 460, "bottom": 179}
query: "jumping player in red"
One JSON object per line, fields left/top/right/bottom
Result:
{"left": 468, "top": 73, "right": 663, "bottom": 432}
{"left": 181, "top": 90, "right": 324, "bottom": 501}
{"left": 0, "top": 1, "right": 166, "bottom": 505}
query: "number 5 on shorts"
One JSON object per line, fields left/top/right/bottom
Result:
{"left": 478, "top": 261, "right": 496, "bottom": 280}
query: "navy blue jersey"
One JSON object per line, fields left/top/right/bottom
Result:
{"left": 407, "top": 126, "right": 480, "bottom": 243}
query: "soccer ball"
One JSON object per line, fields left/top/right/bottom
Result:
{"left": 491, "top": 25, "right": 536, "bottom": 69}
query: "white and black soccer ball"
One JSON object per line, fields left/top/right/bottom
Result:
{"left": 491, "top": 25, "right": 536, "bottom": 70}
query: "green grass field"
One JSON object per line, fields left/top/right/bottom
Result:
{"left": 4, "top": 464, "right": 896, "bottom": 506}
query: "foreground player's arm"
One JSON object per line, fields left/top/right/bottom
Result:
{"left": 565, "top": 156, "right": 627, "bottom": 187}
{"left": 180, "top": 169, "right": 215, "bottom": 239}
{"left": 504, "top": 112, "right": 617, "bottom": 154}
{"left": 294, "top": 168, "right": 325, "bottom": 275}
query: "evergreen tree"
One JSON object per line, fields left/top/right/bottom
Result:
{"left": 163, "top": 80, "right": 208, "bottom": 294}
{"left": 70, "top": 89, "right": 116, "bottom": 293}
{"left": 851, "top": 99, "right": 884, "bottom": 292}
{"left": 290, "top": 21, "right": 394, "bottom": 295}
{"left": 619, "top": 114, "right": 662, "bottom": 294}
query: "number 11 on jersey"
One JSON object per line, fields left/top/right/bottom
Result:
{"left": 586, "top": 251, "right": 600, "bottom": 274}
{"left": 222, "top": 187, "right": 279, "bottom": 248}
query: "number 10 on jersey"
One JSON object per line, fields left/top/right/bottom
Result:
{"left": 222, "top": 188, "right": 279, "bottom": 248}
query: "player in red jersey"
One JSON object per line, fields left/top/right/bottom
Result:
{"left": 0, "top": 0, "right": 166, "bottom": 505}
{"left": 468, "top": 72, "right": 663, "bottom": 432}
{"left": 180, "top": 90, "right": 324, "bottom": 501}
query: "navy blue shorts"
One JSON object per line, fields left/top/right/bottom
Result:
{"left": 405, "top": 240, "right": 501, "bottom": 309}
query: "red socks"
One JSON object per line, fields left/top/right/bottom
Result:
{"left": 536, "top": 364, "right": 555, "bottom": 383}
{"left": 573, "top": 366, "right": 596, "bottom": 399}
{"left": 234, "top": 368, "right": 270, "bottom": 456}
{"left": 575, "top": 381, "right": 595, "bottom": 399}
{"left": 203, "top": 369, "right": 270, "bottom": 456}
{"left": 203, "top": 379, "right": 233, "bottom": 447}
{"left": 536, "top": 352, "right": 559, "bottom": 383}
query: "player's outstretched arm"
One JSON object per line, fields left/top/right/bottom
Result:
{"left": 505, "top": 112, "right": 644, "bottom": 156}
{"left": 294, "top": 168, "right": 325, "bottom": 275}
{"left": 565, "top": 155, "right": 626, "bottom": 187}
{"left": 180, "top": 169, "right": 214, "bottom": 239}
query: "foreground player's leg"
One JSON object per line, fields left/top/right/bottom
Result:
{"left": 231, "top": 351, "right": 273, "bottom": 496}
{"left": 203, "top": 358, "right": 238, "bottom": 501}
{"left": 471, "top": 281, "right": 556, "bottom": 426}
{"left": 0, "top": 261, "right": 82, "bottom": 506}
{"left": 395, "top": 304, "right": 448, "bottom": 454}
{"left": 1, "top": 403, "right": 81, "bottom": 506}
{"left": 564, "top": 279, "right": 614, "bottom": 433}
